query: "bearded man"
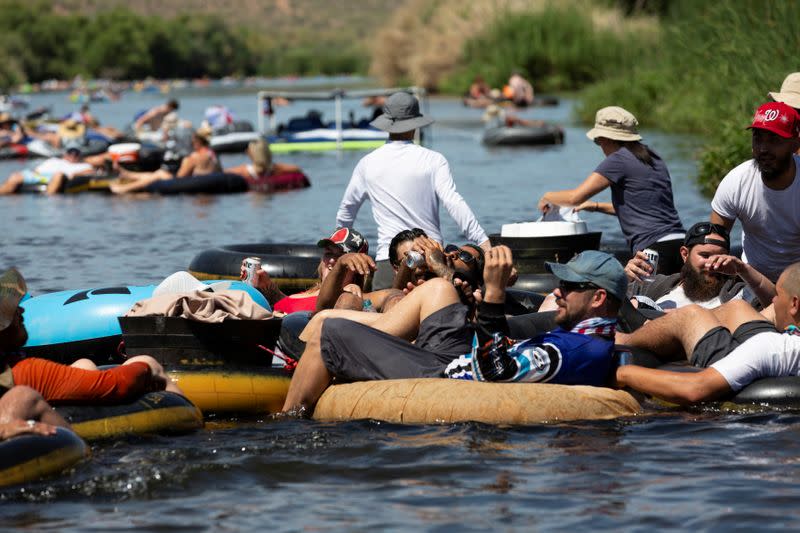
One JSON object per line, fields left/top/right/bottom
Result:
{"left": 710, "top": 102, "right": 800, "bottom": 282}
{"left": 625, "top": 222, "right": 775, "bottom": 311}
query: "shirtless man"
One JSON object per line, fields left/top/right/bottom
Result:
{"left": 134, "top": 99, "right": 180, "bottom": 133}
{"left": 110, "top": 128, "right": 221, "bottom": 194}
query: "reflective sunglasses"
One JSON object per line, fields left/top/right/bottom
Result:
{"left": 558, "top": 280, "right": 598, "bottom": 295}
{"left": 684, "top": 222, "right": 730, "bottom": 247}
{"left": 444, "top": 244, "right": 476, "bottom": 264}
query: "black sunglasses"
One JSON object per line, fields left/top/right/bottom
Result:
{"left": 558, "top": 280, "right": 598, "bottom": 294}
{"left": 444, "top": 244, "right": 476, "bottom": 264}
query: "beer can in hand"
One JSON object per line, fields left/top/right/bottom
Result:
{"left": 642, "top": 248, "right": 659, "bottom": 282}
{"left": 243, "top": 256, "right": 262, "bottom": 286}
{"left": 405, "top": 251, "right": 425, "bottom": 268}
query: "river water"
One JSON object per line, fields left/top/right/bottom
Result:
{"left": 2, "top": 86, "right": 795, "bottom": 530}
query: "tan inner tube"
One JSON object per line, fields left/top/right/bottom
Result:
{"left": 314, "top": 378, "right": 641, "bottom": 425}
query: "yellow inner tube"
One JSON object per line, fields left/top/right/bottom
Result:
{"left": 0, "top": 428, "right": 89, "bottom": 488}
{"left": 168, "top": 368, "right": 291, "bottom": 414}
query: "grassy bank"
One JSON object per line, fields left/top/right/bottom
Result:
{"left": 437, "top": 4, "right": 659, "bottom": 95}
{"left": 577, "top": 0, "right": 798, "bottom": 195}
{"left": 425, "top": 0, "right": 796, "bottom": 196}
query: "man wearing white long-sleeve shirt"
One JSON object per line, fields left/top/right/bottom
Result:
{"left": 336, "top": 92, "right": 490, "bottom": 289}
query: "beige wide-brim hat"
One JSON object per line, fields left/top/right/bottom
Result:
{"left": 769, "top": 72, "right": 800, "bottom": 109}
{"left": 586, "top": 106, "right": 642, "bottom": 142}
{"left": 482, "top": 104, "right": 502, "bottom": 122}
{"left": 58, "top": 119, "right": 86, "bottom": 140}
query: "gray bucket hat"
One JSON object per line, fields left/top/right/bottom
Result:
{"left": 370, "top": 92, "right": 434, "bottom": 133}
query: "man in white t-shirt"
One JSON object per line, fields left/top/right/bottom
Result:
{"left": 614, "top": 262, "right": 800, "bottom": 404}
{"left": 336, "top": 92, "right": 490, "bottom": 290}
{"left": 711, "top": 102, "right": 800, "bottom": 282}
{"left": 0, "top": 147, "right": 94, "bottom": 195}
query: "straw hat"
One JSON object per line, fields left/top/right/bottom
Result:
{"left": 769, "top": 72, "right": 800, "bottom": 109}
{"left": 194, "top": 124, "right": 213, "bottom": 142}
{"left": 482, "top": 104, "right": 503, "bottom": 122}
{"left": 58, "top": 118, "right": 86, "bottom": 140}
{"left": 586, "top": 106, "right": 642, "bottom": 142}
{"left": 0, "top": 112, "right": 12, "bottom": 123}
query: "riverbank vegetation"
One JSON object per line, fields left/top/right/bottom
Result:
{"left": 577, "top": 0, "right": 797, "bottom": 195}
{"left": 380, "top": 0, "right": 795, "bottom": 195}
{"left": 0, "top": 0, "right": 397, "bottom": 87}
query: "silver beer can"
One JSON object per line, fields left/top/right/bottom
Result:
{"left": 405, "top": 250, "right": 425, "bottom": 268}
{"left": 642, "top": 248, "right": 659, "bottom": 281}
{"left": 243, "top": 256, "right": 262, "bottom": 286}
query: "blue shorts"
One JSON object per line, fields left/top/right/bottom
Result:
{"left": 21, "top": 169, "right": 51, "bottom": 185}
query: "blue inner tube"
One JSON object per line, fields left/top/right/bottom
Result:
{"left": 145, "top": 173, "right": 248, "bottom": 195}
{"left": 21, "top": 280, "right": 268, "bottom": 364}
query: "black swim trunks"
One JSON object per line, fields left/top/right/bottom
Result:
{"left": 690, "top": 319, "right": 777, "bottom": 367}
{"left": 320, "top": 303, "right": 473, "bottom": 381}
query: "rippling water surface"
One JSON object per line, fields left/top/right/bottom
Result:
{"left": 3, "top": 87, "right": 793, "bottom": 531}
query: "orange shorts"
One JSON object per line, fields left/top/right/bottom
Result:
{"left": 11, "top": 358, "right": 154, "bottom": 404}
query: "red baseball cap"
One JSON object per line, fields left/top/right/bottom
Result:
{"left": 317, "top": 227, "right": 368, "bottom": 254}
{"left": 748, "top": 102, "right": 800, "bottom": 138}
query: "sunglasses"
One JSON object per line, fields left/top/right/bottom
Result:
{"left": 444, "top": 244, "right": 476, "bottom": 264}
{"left": 558, "top": 280, "right": 598, "bottom": 294}
{"left": 687, "top": 222, "right": 729, "bottom": 240}
{"left": 684, "top": 222, "right": 730, "bottom": 247}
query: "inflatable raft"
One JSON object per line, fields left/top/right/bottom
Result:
{"left": 189, "top": 243, "right": 322, "bottom": 294}
{"left": 120, "top": 315, "right": 289, "bottom": 414}
{"left": 482, "top": 124, "right": 565, "bottom": 146}
{"left": 56, "top": 391, "right": 203, "bottom": 441}
{"left": 0, "top": 427, "right": 88, "bottom": 488}
{"left": 314, "top": 379, "right": 641, "bottom": 425}
{"left": 21, "top": 281, "right": 269, "bottom": 364}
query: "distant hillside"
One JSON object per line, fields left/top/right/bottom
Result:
{"left": 54, "top": 0, "right": 405, "bottom": 51}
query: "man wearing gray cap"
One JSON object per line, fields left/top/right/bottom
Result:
{"left": 336, "top": 91, "right": 490, "bottom": 289}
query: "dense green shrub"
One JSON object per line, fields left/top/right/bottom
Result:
{"left": 0, "top": 1, "right": 366, "bottom": 88}
{"left": 580, "top": 0, "right": 798, "bottom": 194}
{"left": 440, "top": 4, "right": 658, "bottom": 95}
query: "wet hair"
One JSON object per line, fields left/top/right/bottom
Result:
{"left": 617, "top": 140, "right": 659, "bottom": 168}
{"left": 167, "top": 99, "right": 180, "bottom": 110}
{"left": 388, "top": 228, "right": 427, "bottom": 267}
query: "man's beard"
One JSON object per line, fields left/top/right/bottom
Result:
{"left": 681, "top": 261, "right": 727, "bottom": 302}
{"left": 754, "top": 157, "right": 792, "bottom": 181}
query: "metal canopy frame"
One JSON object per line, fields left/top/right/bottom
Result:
{"left": 256, "top": 86, "right": 428, "bottom": 149}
